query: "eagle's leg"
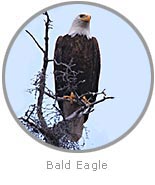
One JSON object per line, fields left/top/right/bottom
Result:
{"left": 82, "top": 96, "right": 91, "bottom": 105}
{"left": 63, "top": 92, "right": 76, "bottom": 104}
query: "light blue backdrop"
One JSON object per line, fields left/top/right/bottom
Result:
{"left": 5, "top": 4, "right": 151, "bottom": 150}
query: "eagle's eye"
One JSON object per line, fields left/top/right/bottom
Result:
{"left": 79, "top": 14, "right": 86, "bottom": 18}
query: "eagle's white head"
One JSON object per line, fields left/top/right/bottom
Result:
{"left": 68, "top": 13, "right": 92, "bottom": 39}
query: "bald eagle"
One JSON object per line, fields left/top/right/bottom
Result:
{"left": 54, "top": 14, "right": 101, "bottom": 141}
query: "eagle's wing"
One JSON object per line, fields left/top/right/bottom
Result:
{"left": 90, "top": 37, "right": 101, "bottom": 102}
{"left": 53, "top": 36, "right": 64, "bottom": 111}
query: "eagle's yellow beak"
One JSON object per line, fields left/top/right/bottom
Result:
{"left": 81, "top": 15, "right": 91, "bottom": 22}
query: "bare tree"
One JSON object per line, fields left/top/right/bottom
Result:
{"left": 19, "top": 12, "right": 114, "bottom": 150}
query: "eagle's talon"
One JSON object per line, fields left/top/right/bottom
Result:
{"left": 63, "top": 92, "right": 76, "bottom": 104}
{"left": 82, "top": 96, "right": 91, "bottom": 105}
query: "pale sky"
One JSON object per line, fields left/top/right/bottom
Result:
{"left": 4, "top": 3, "right": 152, "bottom": 150}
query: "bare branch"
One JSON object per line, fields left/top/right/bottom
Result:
{"left": 65, "top": 95, "right": 114, "bottom": 122}
{"left": 25, "top": 104, "right": 36, "bottom": 121}
{"left": 36, "top": 11, "right": 53, "bottom": 128}
{"left": 25, "top": 30, "right": 45, "bottom": 53}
